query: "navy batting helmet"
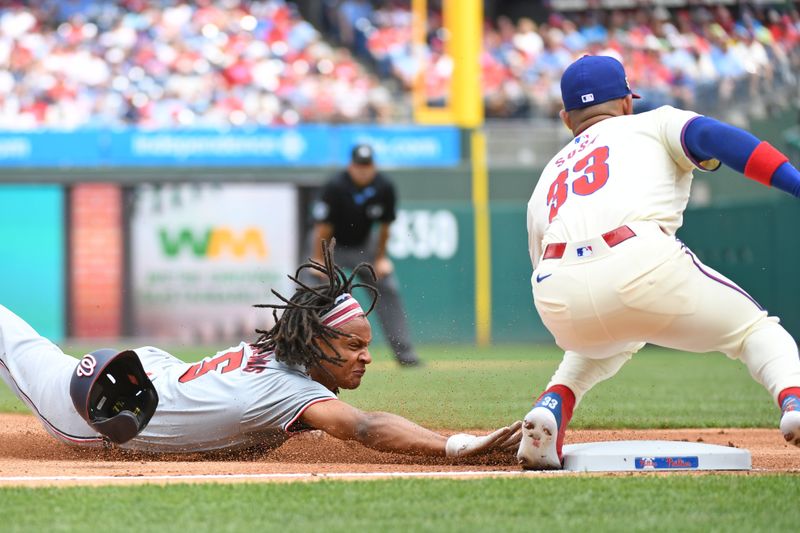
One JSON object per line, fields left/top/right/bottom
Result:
{"left": 69, "top": 349, "right": 159, "bottom": 444}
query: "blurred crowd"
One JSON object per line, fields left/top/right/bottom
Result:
{"left": 0, "top": 0, "right": 798, "bottom": 129}
{"left": 0, "top": 0, "right": 393, "bottom": 129}
{"left": 330, "top": 1, "right": 800, "bottom": 122}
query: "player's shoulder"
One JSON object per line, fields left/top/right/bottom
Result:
{"left": 324, "top": 171, "right": 350, "bottom": 190}
{"left": 267, "top": 360, "right": 338, "bottom": 396}
{"left": 132, "top": 346, "right": 175, "bottom": 358}
{"left": 632, "top": 105, "right": 700, "bottom": 125}
{"left": 240, "top": 349, "right": 324, "bottom": 385}
{"left": 318, "top": 173, "right": 351, "bottom": 203}
{"left": 372, "top": 171, "right": 395, "bottom": 190}
{"left": 266, "top": 357, "right": 315, "bottom": 381}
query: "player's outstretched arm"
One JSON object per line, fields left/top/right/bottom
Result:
{"left": 300, "top": 399, "right": 521, "bottom": 457}
{"left": 683, "top": 116, "right": 800, "bottom": 197}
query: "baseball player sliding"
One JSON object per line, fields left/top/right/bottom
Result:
{"left": 0, "top": 240, "right": 521, "bottom": 458}
{"left": 518, "top": 55, "right": 800, "bottom": 469}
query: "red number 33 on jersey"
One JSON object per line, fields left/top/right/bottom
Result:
{"left": 547, "top": 146, "right": 610, "bottom": 222}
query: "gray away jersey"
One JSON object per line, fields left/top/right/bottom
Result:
{"left": 125, "top": 343, "right": 337, "bottom": 453}
{"left": 0, "top": 305, "right": 335, "bottom": 454}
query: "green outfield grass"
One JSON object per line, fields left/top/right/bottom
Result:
{"left": 0, "top": 476, "right": 796, "bottom": 532}
{"left": 0, "top": 342, "right": 795, "bottom": 531}
{"left": 340, "top": 344, "right": 777, "bottom": 429}
{"left": 0, "top": 343, "right": 779, "bottom": 427}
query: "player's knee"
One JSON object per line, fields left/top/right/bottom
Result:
{"left": 737, "top": 318, "right": 797, "bottom": 360}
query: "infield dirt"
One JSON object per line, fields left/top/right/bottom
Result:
{"left": 0, "top": 413, "right": 798, "bottom": 486}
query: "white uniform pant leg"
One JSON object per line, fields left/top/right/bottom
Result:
{"left": 546, "top": 343, "right": 644, "bottom": 406}
{"left": 0, "top": 305, "right": 104, "bottom": 446}
{"left": 644, "top": 249, "right": 800, "bottom": 404}
{"left": 532, "top": 225, "right": 680, "bottom": 360}
{"left": 735, "top": 321, "right": 800, "bottom": 402}
{"left": 533, "top": 227, "right": 800, "bottom": 405}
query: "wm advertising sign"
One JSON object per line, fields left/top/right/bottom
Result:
{"left": 131, "top": 184, "right": 297, "bottom": 342}
{"left": 159, "top": 227, "right": 268, "bottom": 259}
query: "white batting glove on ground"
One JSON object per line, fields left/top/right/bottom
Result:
{"left": 445, "top": 421, "right": 523, "bottom": 458}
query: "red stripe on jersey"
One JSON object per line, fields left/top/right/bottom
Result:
{"left": 284, "top": 397, "right": 337, "bottom": 433}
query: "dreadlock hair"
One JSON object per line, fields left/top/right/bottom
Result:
{"left": 252, "top": 239, "right": 378, "bottom": 369}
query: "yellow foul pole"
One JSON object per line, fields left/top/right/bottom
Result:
{"left": 414, "top": 0, "right": 490, "bottom": 344}
{"left": 471, "top": 129, "right": 491, "bottom": 346}
{"left": 411, "top": 0, "right": 453, "bottom": 123}
{"left": 444, "top": 0, "right": 490, "bottom": 345}
{"left": 446, "top": 0, "right": 483, "bottom": 129}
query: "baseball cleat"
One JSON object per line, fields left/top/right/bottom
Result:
{"left": 779, "top": 395, "right": 800, "bottom": 447}
{"left": 517, "top": 407, "right": 561, "bottom": 470}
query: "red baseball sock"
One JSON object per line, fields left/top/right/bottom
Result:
{"left": 535, "top": 384, "right": 576, "bottom": 459}
{"left": 778, "top": 387, "right": 800, "bottom": 409}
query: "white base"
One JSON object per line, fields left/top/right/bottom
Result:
{"left": 562, "top": 440, "right": 751, "bottom": 472}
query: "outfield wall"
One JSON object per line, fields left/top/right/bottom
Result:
{"left": 3, "top": 184, "right": 795, "bottom": 345}
{"left": 392, "top": 197, "right": 800, "bottom": 344}
{"left": 0, "top": 185, "right": 65, "bottom": 340}
{"left": 1, "top": 115, "right": 798, "bottom": 345}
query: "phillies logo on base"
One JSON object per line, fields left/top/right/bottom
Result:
{"left": 635, "top": 456, "right": 699, "bottom": 469}
{"left": 76, "top": 354, "right": 97, "bottom": 377}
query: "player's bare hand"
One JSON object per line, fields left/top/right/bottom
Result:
{"left": 445, "top": 421, "right": 523, "bottom": 458}
{"left": 374, "top": 256, "right": 394, "bottom": 279}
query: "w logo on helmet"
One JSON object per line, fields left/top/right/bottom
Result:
{"left": 76, "top": 354, "right": 97, "bottom": 377}
{"left": 70, "top": 349, "right": 159, "bottom": 444}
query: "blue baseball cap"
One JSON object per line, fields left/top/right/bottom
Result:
{"left": 560, "top": 55, "right": 640, "bottom": 111}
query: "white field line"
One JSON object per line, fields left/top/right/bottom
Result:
{"left": 0, "top": 469, "right": 566, "bottom": 484}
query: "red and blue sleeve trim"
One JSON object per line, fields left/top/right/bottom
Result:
{"left": 683, "top": 116, "right": 800, "bottom": 197}
{"left": 743, "top": 141, "right": 789, "bottom": 186}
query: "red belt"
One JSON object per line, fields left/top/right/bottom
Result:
{"left": 543, "top": 225, "right": 636, "bottom": 260}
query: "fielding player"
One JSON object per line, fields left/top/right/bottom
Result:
{"left": 0, "top": 240, "right": 520, "bottom": 458}
{"left": 518, "top": 55, "right": 800, "bottom": 469}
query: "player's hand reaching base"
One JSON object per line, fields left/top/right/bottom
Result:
{"left": 445, "top": 421, "right": 523, "bottom": 458}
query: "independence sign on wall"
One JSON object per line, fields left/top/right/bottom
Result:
{"left": 0, "top": 126, "right": 460, "bottom": 168}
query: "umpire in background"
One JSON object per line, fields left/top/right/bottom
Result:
{"left": 304, "top": 143, "right": 423, "bottom": 367}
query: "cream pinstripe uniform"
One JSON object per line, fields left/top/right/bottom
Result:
{"left": 526, "top": 105, "right": 800, "bottom": 405}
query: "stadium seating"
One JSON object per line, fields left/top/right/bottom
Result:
{"left": 0, "top": 0, "right": 394, "bottom": 128}
{"left": 344, "top": 1, "right": 799, "bottom": 121}
{"left": 0, "top": 1, "right": 796, "bottom": 127}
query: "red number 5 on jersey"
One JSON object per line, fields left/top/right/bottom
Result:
{"left": 179, "top": 347, "right": 245, "bottom": 383}
{"left": 547, "top": 146, "right": 610, "bottom": 222}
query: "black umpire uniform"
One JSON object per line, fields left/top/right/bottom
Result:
{"left": 304, "top": 144, "right": 422, "bottom": 366}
